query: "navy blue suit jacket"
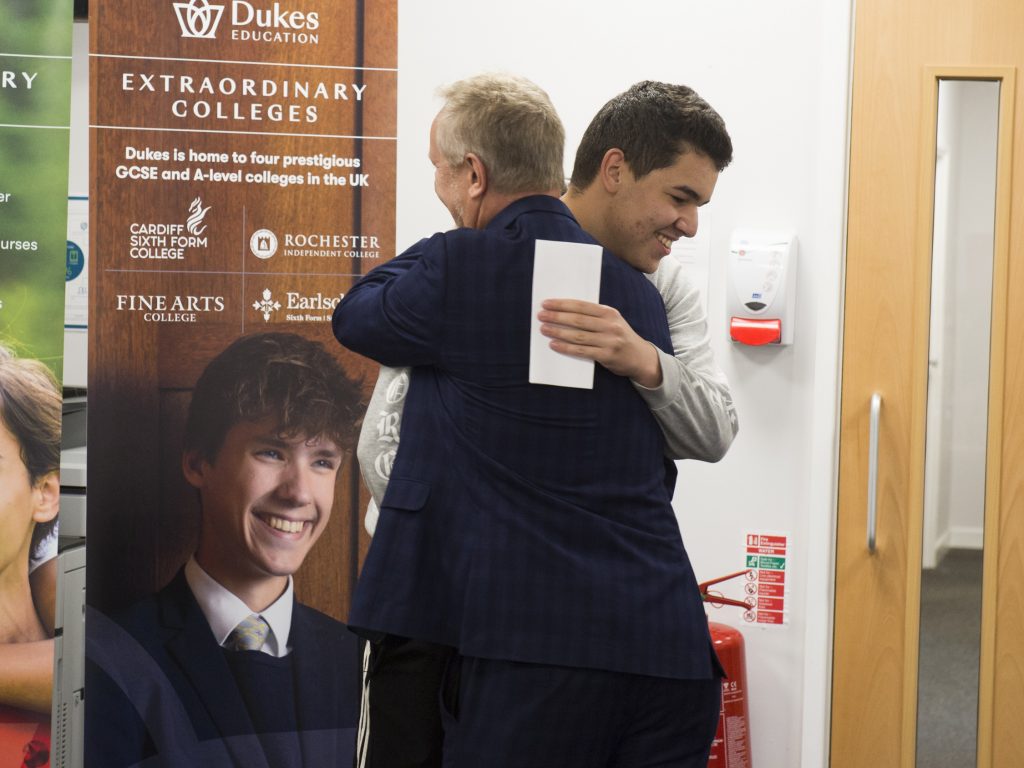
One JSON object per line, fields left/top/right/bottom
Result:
{"left": 84, "top": 571, "right": 359, "bottom": 767}
{"left": 334, "top": 196, "right": 715, "bottom": 681}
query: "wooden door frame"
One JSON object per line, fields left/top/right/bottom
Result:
{"left": 907, "top": 67, "right": 1015, "bottom": 768}
{"left": 832, "top": 63, "right": 1016, "bottom": 766}
{"left": 952, "top": 66, "right": 1017, "bottom": 768}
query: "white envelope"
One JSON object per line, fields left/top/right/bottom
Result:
{"left": 529, "top": 239, "right": 603, "bottom": 389}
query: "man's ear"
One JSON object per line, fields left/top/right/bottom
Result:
{"left": 464, "top": 153, "right": 488, "bottom": 200}
{"left": 598, "top": 148, "right": 627, "bottom": 193}
{"left": 182, "top": 449, "right": 209, "bottom": 490}
{"left": 31, "top": 471, "right": 60, "bottom": 525}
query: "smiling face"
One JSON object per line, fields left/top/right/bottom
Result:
{"left": 187, "top": 417, "right": 343, "bottom": 611}
{"left": 603, "top": 150, "right": 719, "bottom": 273}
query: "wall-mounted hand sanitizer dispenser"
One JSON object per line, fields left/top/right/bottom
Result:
{"left": 727, "top": 230, "right": 798, "bottom": 345}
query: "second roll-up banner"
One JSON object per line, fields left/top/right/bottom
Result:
{"left": 84, "top": 1, "right": 396, "bottom": 764}
{"left": 1, "top": 1, "right": 72, "bottom": 765}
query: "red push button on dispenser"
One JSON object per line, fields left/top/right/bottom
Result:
{"left": 730, "top": 317, "right": 782, "bottom": 345}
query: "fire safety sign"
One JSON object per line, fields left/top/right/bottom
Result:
{"left": 743, "top": 532, "right": 789, "bottom": 625}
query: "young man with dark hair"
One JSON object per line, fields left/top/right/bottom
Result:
{"left": 86, "top": 332, "right": 363, "bottom": 768}
{"left": 544, "top": 80, "right": 735, "bottom": 435}
{"left": 337, "top": 76, "right": 734, "bottom": 768}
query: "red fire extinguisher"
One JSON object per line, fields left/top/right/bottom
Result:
{"left": 700, "top": 571, "right": 753, "bottom": 768}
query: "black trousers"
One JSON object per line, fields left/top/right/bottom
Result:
{"left": 441, "top": 656, "right": 722, "bottom": 768}
{"left": 357, "top": 636, "right": 720, "bottom": 768}
{"left": 357, "top": 636, "right": 454, "bottom": 768}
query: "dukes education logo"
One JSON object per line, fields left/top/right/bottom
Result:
{"left": 172, "top": 0, "right": 321, "bottom": 43}
{"left": 173, "top": 0, "right": 225, "bottom": 39}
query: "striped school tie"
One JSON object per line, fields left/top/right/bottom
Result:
{"left": 226, "top": 614, "right": 270, "bottom": 652}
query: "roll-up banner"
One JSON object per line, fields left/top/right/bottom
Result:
{"left": 85, "top": 0, "right": 396, "bottom": 763}
{"left": 1, "top": 0, "right": 71, "bottom": 764}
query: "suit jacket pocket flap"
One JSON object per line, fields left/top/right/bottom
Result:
{"left": 381, "top": 477, "right": 430, "bottom": 511}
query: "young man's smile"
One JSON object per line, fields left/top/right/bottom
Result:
{"left": 186, "top": 416, "right": 342, "bottom": 609}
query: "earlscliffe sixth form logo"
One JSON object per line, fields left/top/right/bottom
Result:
{"left": 174, "top": 0, "right": 225, "bottom": 39}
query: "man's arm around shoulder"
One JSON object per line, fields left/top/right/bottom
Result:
{"left": 332, "top": 236, "right": 446, "bottom": 368}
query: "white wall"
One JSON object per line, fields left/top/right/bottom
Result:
{"left": 923, "top": 92, "right": 956, "bottom": 568}
{"left": 946, "top": 82, "right": 997, "bottom": 549}
{"left": 69, "top": 22, "right": 89, "bottom": 198}
{"left": 396, "top": 2, "right": 853, "bottom": 765}
{"left": 64, "top": 21, "right": 90, "bottom": 388}
{"left": 923, "top": 81, "right": 998, "bottom": 563}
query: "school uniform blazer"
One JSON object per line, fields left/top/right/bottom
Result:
{"left": 333, "top": 195, "right": 716, "bottom": 681}
{"left": 84, "top": 571, "right": 359, "bottom": 768}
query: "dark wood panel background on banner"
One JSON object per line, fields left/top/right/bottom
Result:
{"left": 87, "top": 0, "right": 396, "bottom": 620}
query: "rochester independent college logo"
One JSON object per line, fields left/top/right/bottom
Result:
{"left": 249, "top": 228, "right": 278, "bottom": 259}
{"left": 173, "top": 0, "right": 225, "bottom": 39}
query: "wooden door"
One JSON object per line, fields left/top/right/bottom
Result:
{"left": 832, "top": 1, "right": 1022, "bottom": 766}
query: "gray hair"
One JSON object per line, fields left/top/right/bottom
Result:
{"left": 434, "top": 73, "right": 565, "bottom": 195}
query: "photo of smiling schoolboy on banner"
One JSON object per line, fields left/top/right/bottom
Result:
{"left": 1, "top": 1, "right": 73, "bottom": 764}
{"left": 85, "top": 331, "right": 368, "bottom": 766}
{"left": 85, "top": 0, "right": 396, "bottom": 764}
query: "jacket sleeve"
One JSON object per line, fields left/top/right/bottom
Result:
{"left": 635, "top": 257, "right": 739, "bottom": 462}
{"left": 332, "top": 235, "right": 446, "bottom": 367}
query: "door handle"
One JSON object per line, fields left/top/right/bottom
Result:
{"left": 867, "top": 393, "right": 882, "bottom": 553}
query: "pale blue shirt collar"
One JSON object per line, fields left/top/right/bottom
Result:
{"left": 184, "top": 557, "right": 294, "bottom": 657}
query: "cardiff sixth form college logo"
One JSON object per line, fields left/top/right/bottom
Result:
{"left": 173, "top": 0, "right": 225, "bottom": 39}
{"left": 187, "top": 197, "right": 211, "bottom": 236}
{"left": 249, "top": 228, "right": 278, "bottom": 259}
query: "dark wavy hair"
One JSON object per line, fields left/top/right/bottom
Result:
{"left": 570, "top": 80, "right": 733, "bottom": 190}
{"left": 183, "top": 332, "right": 362, "bottom": 462}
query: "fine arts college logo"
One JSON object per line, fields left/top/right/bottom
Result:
{"left": 173, "top": 0, "right": 225, "bottom": 39}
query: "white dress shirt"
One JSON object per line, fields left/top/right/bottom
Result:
{"left": 184, "top": 557, "right": 294, "bottom": 657}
